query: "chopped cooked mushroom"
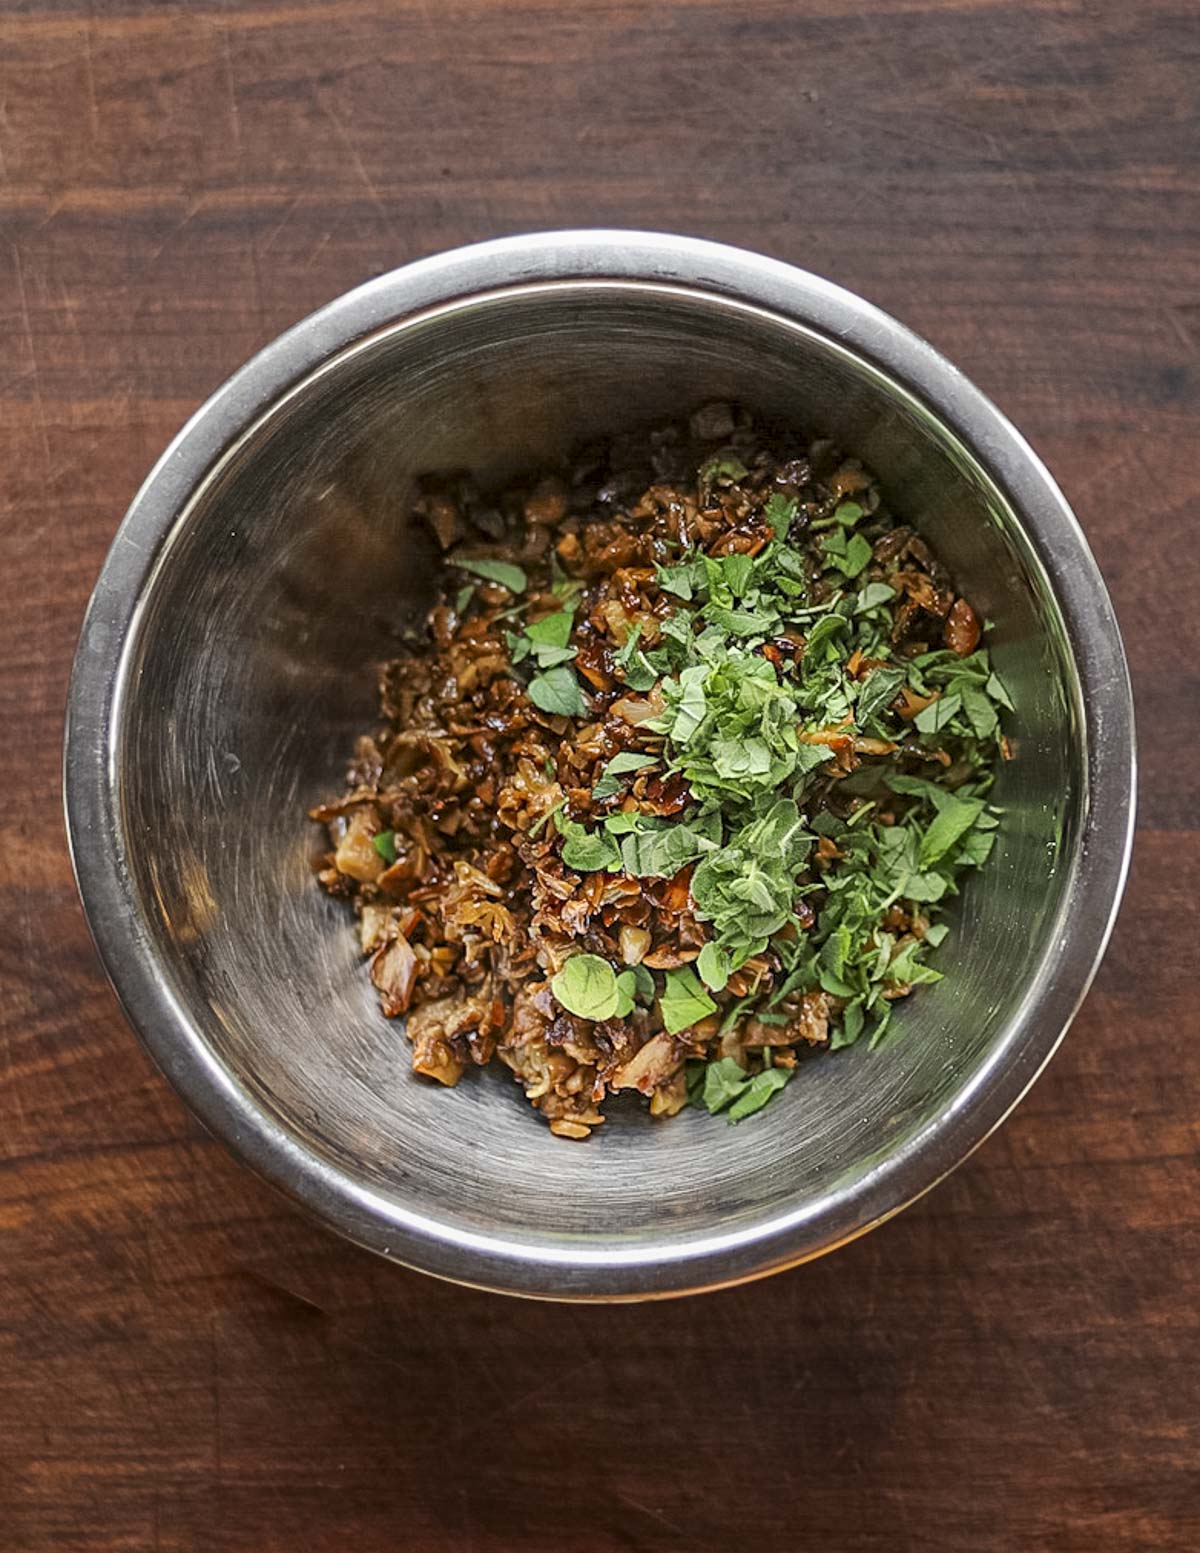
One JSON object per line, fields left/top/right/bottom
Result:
{"left": 611, "top": 1033, "right": 682, "bottom": 1093}
{"left": 312, "top": 407, "right": 1007, "bottom": 1136}
{"left": 370, "top": 933, "right": 419, "bottom": 1017}
{"left": 945, "top": 597, "right": 982, "bottom": 656}
{"left": 334, "top": 806, "right": 385, "bottom": 883}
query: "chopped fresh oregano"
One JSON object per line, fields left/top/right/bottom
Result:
{"left": 919, "top": 792, "right": 985, "bottom": 867}
{"left": 614, "top": 624, "right": 659, "bottom": 690}
{"left": 856, "top": 665, "right": 907, "bottom": 728}
{"left": 525, "top": 609, "right": 573, "bottom": 648}
{"left": 727, "top": 1066, "right": 792, "bottom": 1120}
{"left": 696, "top": 941, "right": 731, "bottom": 992}
{"left": 556, "top": 812, "right": 622, "bottom": 872}
{"left": 451, "top": 556, "right": 528, "bottom": 593}
{"left": 915, "top": 692, "right": 962, "bottom": 734}
{"left": 701, "top": 1057, "right": 753, "bottom": 1113}
{"left": 699, "top": 454, "right": 749, "bottom": 486}
{"left": 659, "top": 966, "right": 717, "bottom": 1034}
{"left": 551, "top": 954, "right": 620, "bottom": 1020}
{"left": 527, "top": 665, "right": 588, "bottom": 716}
{"left": 592, "top": 751, "right": 659, "bottom": 801}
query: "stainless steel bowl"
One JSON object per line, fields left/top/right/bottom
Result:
{"left": 64, "top": 232, "right": 1135, "bottom": 1300}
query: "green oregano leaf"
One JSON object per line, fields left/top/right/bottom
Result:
{"left": 527, "top": 665, "right": 588, "bottom": 716}
{"left": 696, "top": 941, "right": 731, "bottom": 992}
{"left": 727, "top": 1065, "right": 792, "bottom": 1121}
{"left": 452, "top": 556, "right": 528, "bottom": 593}
{"left": 659, "top": 966, "right": 717, "bottom": 1034}
{"left": 592, "top": 751, "right": 658, "bottom": 801}
{"left": 915, "top": 692, "right": 962, "bottom": 734}
{"left": 551, "top": 954, "right": 619, "bottom": 1021}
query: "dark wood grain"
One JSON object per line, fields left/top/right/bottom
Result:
{"left": 1, "top": 2, "right": 1197, "bottom": 1548}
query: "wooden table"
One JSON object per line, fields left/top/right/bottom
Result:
{"left": 2, "top": 2, "right": 1196, "bottom": 1548}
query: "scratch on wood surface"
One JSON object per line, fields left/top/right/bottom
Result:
{"left": 81, "top": 13, "right": 100, "bottom": 140}
{"left": 143, "top": 195, "right": 206, "bottom": 267}
{"left": 1047, "top": 34, "right": 1128, "bottom": 178}
{"left": 613, "top": 1489, "right": 691, "bottom": 1540}
{"left": 2, "top": 1031, "right": 25, "bottom": 1129}
{"left": 1164, "top": 307, "right": 1197, "bottom": 357}
{"left": 5, "top": 0, "right": 476, "bottom": 39}
{"left": 32, "top": 191, "right": 69, "bottom": 234}
{"left": 450, "top": 1354, "right": 605, "bottom": 1441}
{"left": 210, "top": 1316, "right": 224, "bottom": 1490}
{"left": 1063, "top": 439, "right": 1159, "bottom": 505}
{"left": 306, "top": 228, "right": 333, "bottom": 269}
{"left": 413, "top": 0, "right": 439, "bottom": 40}
{"left": 216, "top": 25, "right": 269, "bottom": 338}
{"left": 312, "top": 86, "right": 399, "bottom": 243}
{"left": 10, "top": 245, "right": 52, "bottom": 471}
{"left": 239, "top": 1266, "right": 331, "bottom": 1314}
{"left": 457, "top": 1484, "right": 476, "bottom": 1553}
{"left": 218, "top": 24, "right": 243, "bottom": 153}
{"left": 259, "top": 194, "right": 303, "bottom": 256}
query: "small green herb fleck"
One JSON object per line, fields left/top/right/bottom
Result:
{"left": 527, "top": 665, "right": 588, "bottom": 717}
{"left": 555, "top": 813, "right": 621, "bottom": 872}
{"left": 833, "top": 532, "right": 872, "bottom": 577}
{"left": 763, "top": 493, "right": 799, "bottom": 530}
{"left": 592, "top": 751, "right": 659, "bottom": 801}
{"left": 915, "top": 692, "right": 962, "bottom": 734}
{"left": 986, "top": 671, "right": 1015, "bottom": 712}
{"left": 728, "top": 1065, "right": 792, "bottom": 1120}
{"left": 614, "top": 624, "right": 659, "bottom": 691}
{"left": 657, "top": 559, "right": 704, "bottom": 600}
{"left": 700, "top": 455, "right": 749, "bottom": 486}
{"left": 614, "top": 970, "right": 638, "bottom": 1018}
{"left": 804, "top": 612, "right": 849, "bottom": 660}
{"left": 452, "top": 556, "right": 528, "bottom": 593}
{"left": 696, "top": 941, "right": 731, "bottom": 992}
{"left": 919, "top": 792, "right": 984, "bottom": 867}
{"left": 831, "top": 999, "right": 865, "bottom": 1050}
{"left": 960, "top": 684, "right": 998, "bottom": 738}
{"left": 504, "top": 629, "right": 532, "bottom": 664}
{"left": 659, "top": 966, "right": 718, "bottom": 1035}
{"left": 856, "top": 581, "right": 896, "bottom": 613}
{"left": 631, "top": 964, "right": 657, "bottom": 1004}
{"left": 525, "top": 609, "right": 574, "bottom": 649}
{"left": 856, "top": 665, "right": 906, "bottom": 728}
{"left": 700, "top": 1057, "right": 751, "bottom": 1113}
{"left": 551, "top": 954, "right": 620, "bottom": 1021}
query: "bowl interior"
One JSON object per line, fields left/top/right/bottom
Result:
{"left": 112, "top": 282, "right": 1080, "bottom": 1283}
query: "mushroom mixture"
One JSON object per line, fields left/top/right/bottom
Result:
{"left": 311, "top": 406, "right": 1011, "bottom": 1139}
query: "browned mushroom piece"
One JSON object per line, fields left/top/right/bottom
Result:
{"left": 945, "top": 597, "right": 982, "bottom": 656}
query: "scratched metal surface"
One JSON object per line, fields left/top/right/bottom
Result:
{"left": 2, "top": 1, "right": 1197, "bottom": 1549}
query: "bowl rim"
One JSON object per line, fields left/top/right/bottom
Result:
{"left": 64, "top": 230, "right": 1136, "bottom": 1300}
